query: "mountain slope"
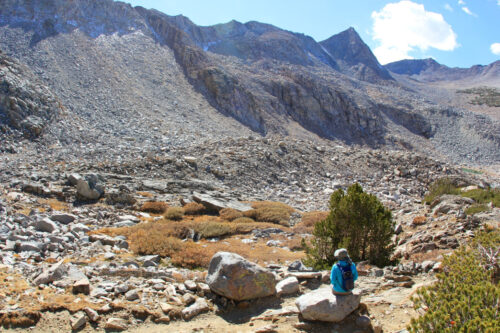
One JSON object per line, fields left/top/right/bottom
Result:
{"left": 0, "top": 0, "right": 498, "bottom": 164}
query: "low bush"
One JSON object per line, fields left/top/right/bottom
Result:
{"left": 408, "top": 231, "right": 499, "bottom": 332}
{"left": 219, "top": 208, "right": 243, "bottom": 221}
{"left": 164, "top": 207, "right": 185, "bottom": 221}
{"left": 294, "top": 211, "right": 328, "bottom": 233}
{"left": 170, "top": 242, "right": 214, "bottom": 269}
{"left": 244, "top": 201, "right": 295, "bottom": 226}
{"left": 183, "top": 202, "right": 207, "bottom": 215}
{"left": 139, "top": 201, "right": 169, "bottom": 214}
{"left": 196, "top": 221, "right": 236, "bottom": 238}
{"left": 465, "top": 203, "right": 489, "bottom": 215}
{"left": 231, "top": 217, "right": 255, "bottom": 224}
{"left": 424, "top": 178, "right": 461, "bottom": 204}
{"left": 412, "top": 216, "right": 427, "bottom": 225}
{"left": 462, "top": 188, "right": 500, "bottom": 207}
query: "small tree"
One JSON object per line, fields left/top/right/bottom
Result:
{"left": 304, "top": 183, "right": 394, "bottom": 269}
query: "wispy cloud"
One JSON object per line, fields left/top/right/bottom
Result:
{"left": 458, "top": 0, "right": 465, "bottom": 5}
{"left": 461, "top": 6, "right": 477, "bottom": 16}
{"left": 491, "top": 43, "right": 500, "bottom": 55}
{"left": 371, "top": 1, "right": 458, "bottom": 64}
{"left": 444, "top": 3, "right": 453, "bottom": 11}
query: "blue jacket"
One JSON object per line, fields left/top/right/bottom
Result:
{"left": 330, "top": 260, "right": 358, "bottom": 293}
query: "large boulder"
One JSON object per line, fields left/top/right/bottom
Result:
{"left": 76, "top": 174, "right": 105, "bottom": 201}
{"left": 295, "top": 287, "right": 361, "bottom": 322}
{"left": 192, "top": 192, "right": 252, "bottom": 212}
{"left": 206, "top": 252, "right": 276, "bottom": 301}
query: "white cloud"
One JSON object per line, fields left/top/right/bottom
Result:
{"left": 461, "top": 6, "right": 477, "bottom": 16}
{"left": 371, "top": 1, "right": 458, "bottom": 64}
{"left": 458, "top": 0, "right": 465, "bottom": 5}
{"left": 491, "top": 43, "right": 500, "bottom": 55}
{"left": 444, "top": 3, "right": 453, "bottom": 11}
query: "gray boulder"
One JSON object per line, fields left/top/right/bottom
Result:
{"left": 33, "top": 260, "right": 68, "bottom": 285}
{"left": 76, "top": 174, "right": 105, "bottom": 201}
{"left": 34, "top": 217, "right": 58, "bottom": 233}
{"left": 295, "top": 287, "right": 361, "bottom": 322}
{"left": 206, "top": 252, "right": 276, "bottom": 301}
{"left": 192, "top": 192, "right": 252, "bottom": 212}
{"left": 50, "top": 213, "right": 76, "bottom": 224}
{"left": 276, "top": 276, "right": 300, "bottom": 296}
{"left": 182, "top": 298, "right": 209, "bottom": 320}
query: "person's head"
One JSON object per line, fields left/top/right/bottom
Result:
{"left": 334, "top": 248, "right": 350, "bottom": 261}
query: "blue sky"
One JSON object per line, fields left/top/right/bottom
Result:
{"left": 122, "top": 0, "right": 499, "bottom": 67}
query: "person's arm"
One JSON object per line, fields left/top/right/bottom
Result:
{"left": 330, "top": 265, "right": 335, "bottom": 285}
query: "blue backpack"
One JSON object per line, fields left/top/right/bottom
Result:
{"left": 337, "top": 263, "right": 354, "bottom": 291}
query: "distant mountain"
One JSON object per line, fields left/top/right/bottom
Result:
{"left": 385, "top": 58, "right": 500, "bottom": 83}
{"left": 320, "top": 27, "right": 393, "bottom": 83}
{"left": 0, "top": 0, "right": 498, "bottom": 164}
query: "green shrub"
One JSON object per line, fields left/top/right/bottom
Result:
{"left": 462, "top": 188, "right": 500, "bottom": 207}
{"left": 424, "top": 178, "right": 461, "bottom": 204}
{"left": 164, "top": 207, "right": 185, "bottom": 221}
{"left": 465, "top": 203, "right": 489, "bottom": 215}
{"left": 303, "top": 183, "right": 394, "bottom": 269}
{"left": 409, "top": 231, "right": 500, "bottom": 332}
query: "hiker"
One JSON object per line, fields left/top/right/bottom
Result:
{"left": 330, "top": 248, "right": 358, "bottom": 295}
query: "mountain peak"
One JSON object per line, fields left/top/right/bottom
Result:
{"left": 320, "top": 28, "right": 393, "bottom": 82}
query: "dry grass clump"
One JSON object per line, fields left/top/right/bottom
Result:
{"left": 139, "top": 201, "right": 169, "bottom": 214}
{"left": 412, "top": 216, "right": 427, "bottom": 225}
{"left": 232, "top": 217, "right": 255, "bottom": 224}
{"left": 244, "top": 201, "right": 295, "bottom": 226}
{"left": 183, "top": 202, "right": 207, "bottom": 215}
{"left": 165, "top": 207, "right": 185, "bottom": 221}
{"left": 219, "top": 208, "right": 243, "bottom": 221}
{"left": 170, "top": 242, "right": 214, "bottom": 268}
{"left": 293, "top": 211, "right": 328, "bottom": 233}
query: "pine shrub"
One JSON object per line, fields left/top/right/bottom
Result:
{"left": 303, "top": 183, "right": 394, "bottom": 269}
{"left": 409, "top": 231, "right": 500, "bottom": 332}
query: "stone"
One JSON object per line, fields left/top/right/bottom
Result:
{"left": 105, "top": 189, "right": 136, "bottom": 206}
{"left": 76, "top": 174, "right": 105, "bottom": 201}
{"left": 68, "top": 173, "right": 83, "bottom": 186}
{"left": 182, "top": 298, "right": 209, "bottom": 320}
{"left": 295, "top": 287, "right": 361, "bottom": 322}
{"left": 184, "top": 280, "right": 197, "bottom": 291}
{"left": 422, "top": 260, "right": 436, "bottom": 272}
{"left": 105, "top": 318, "right": 128, "bottom": 331}
{"left": 192, "top": 192, "right": 252, "bottom": 212}
{"left": 356, "top": 315, "right": 371, "bottom": 328}
{"left": 254, "top": 324, "right": 278, "bottom": 333}
{"left": 288, "top": 260, "right": 312, "bottom": 272}
{"left": 34, "top": 217, "right": 57, "bottom": 233}
{"left": 276, "top": 276, "right": 299, "bottom": 296}
{"left": 50, "top": 213, "right": 76, "bottom": 224}
{"left": 70, "top": 312, "right": 87, "bottom": 330}
{"left": 206, "top": 252, "right": 276, "bottom": 301}
{"left": 73, "top": 278, "right": 90, "bottom": 295}
{"left": 159, "top": 302, "right": 174, "bottom": 314}
{"left": 84, "top": 307, "right": 100, "bottom": 322}
{"left": 33, "top": 260, "right": 68, "bottom": 285}
{"left": 125, "top": 289, "right": 139, "bottom": 301}
{"left": 18, "top": 241, "right": 44, "bottom": 253}
{"left": 182, "top": 293, "right": 196, "bottom": 305}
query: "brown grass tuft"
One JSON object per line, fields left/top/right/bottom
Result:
{"left": 293, "top": 211, "right": 328, "bottom": 233}
{"left": 140, "top": 201, "right": 169, "bottom": 214}
{"left": 244, "top": 201, "right": 295, "bottom": 226}
{"left": 164, "top": 207, "right": 185, "bottom": 221}
{"left": 412, "top": 216, "right": 427, "bottom": 225}
{"left": 219, "top": 208, "right": 243, "bottom": 221}
{"left": 232, "top": 217, "right": 255, "bottom": 224}
{"left": 183, "top": 202, "right": 207, "bottom": 215}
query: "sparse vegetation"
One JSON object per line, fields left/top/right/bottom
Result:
{"left": 182, "top": 202, "right": 207, "bottom": 215}
{"left": 457, "top": 87, "right": 500, "bottom": 107}
{"left": 139, "top": 201, "right": 169, "bottom": 214}
{"left": 164, "top": 207, "right": 185, "bottom": 221}
{"left": 409, "top": 231, "right": 500, "bottom": 332}
{"left": 219, "top": 208, "right": 243, "bottom": 221}
{"left": 244, "top": 201, "right": 295, "bottom": 226}
{"left": 424, "top": 178, "right": 500, "bottom": 212}
{"left": 304, "top": 183, "right": 395, "bottom": 269}
{"left": 293, "top": 211, "right": 328, "bottom": 233}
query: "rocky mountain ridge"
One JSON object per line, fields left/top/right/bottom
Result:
{"left": 0, "top": 0, "right": 498, "bottom": 165}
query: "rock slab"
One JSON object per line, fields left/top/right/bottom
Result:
{"left": 295, "top": 287, "right": 361, "bottom": 322}
{"left": 206, "top": 252, "right": 276, "bottom": 301}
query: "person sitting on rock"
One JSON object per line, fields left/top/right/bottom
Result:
{"left": 330, "top": 248, "right": 358, "bottom": 295}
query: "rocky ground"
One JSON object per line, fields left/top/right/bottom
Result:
{"left": 0, "top": 134, "right": 498, "bottom": 332}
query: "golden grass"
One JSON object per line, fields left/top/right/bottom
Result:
{"left": 37, "top": 198, "right": 70, "bottom": 212}
{"left": 183, "top": 202, "right": 207, "bottom": 215}
{"left": 164, "top": 207, "right": 185, "bottom": 221}
{"left": 137, "top": 191, "right": 154, "bottom": 198}
{"left": 293, "top": 211, "right": 328, "bottom": 233}
{"left": 244, "top": 201, "right": 295, "bottom": 226}
{"left": 219, "top": 208, "right": 243, "bottom": 221}
{"left": 412, "top": 216, "right": 427, "bottom": 225}
{"left": 139, "top": 201, "right": 169, "bottom": 214}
